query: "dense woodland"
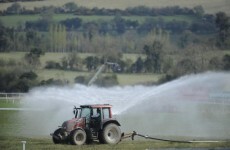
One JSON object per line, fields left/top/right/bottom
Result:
{"left": 0, "top": 2, "right": 230, "bottom": 92}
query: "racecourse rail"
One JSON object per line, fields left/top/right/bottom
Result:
{"left": 0, "top": 93, "right": 25, "bottom": 102}
{"left": 0, "top": 93, "right": 42, "bottom": 111}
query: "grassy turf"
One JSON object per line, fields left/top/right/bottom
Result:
{"left": 0, "top": 52, "right": 140, "bottom": 66}
{"left": 36, "top": 69, "right": 89, "bottom": 83}
{"left": 0, "top": 135, "right": 230, "bottom": 150}
{"left": 0, "top": 52, "right": 25, "bottom": 61}
{"left": 0, "top": 110, "right": 20, "bottom": 136}
{"left": 0, "top": 52, "right": 160, "bottom": 85}
{"left": 1, "top": 108, "right": 229, "bottom": 149}
{"left": 0, "top": 100, "right": 20, "bottom": 108}
{"left": 117, "top": 73, "right": 161, "bottom": 85}
{"left": 0, "top": 103, "right": 230, "bottom": 149}
{"left": 36, "top": 69, "right": 161, "bottom": 85}
{"left": 0, "top": 14, "right": 198, "bottom": 28}
{"left": 0, "top": 108, "right": 230, "bottom": 149}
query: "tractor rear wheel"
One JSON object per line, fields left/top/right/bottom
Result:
{"left": 70, "top": 129, "right": 87, "bottom": 145}
{"left": 102, "top": 123, "right": 121, "bottom": 144}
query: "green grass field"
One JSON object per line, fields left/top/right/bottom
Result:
{"left": 0, "top": 52, "right": 160, "bottom": 85}
{"left": 0, "top": 109, "right": 229, "bottom": 150}
{"left": 0, "top": 14, "right": 198, "bottom": 28}
{"left": 0, "top": 107, "right": 230, "bottom": 150}
{"left": 0, "top": 100, "right": 20, "bottom": 108}
{"left": 36, "top": 69, "right": 161, "bottom": 85}
{"left": 1, "top": 136, "right": 230, "bottom": 150}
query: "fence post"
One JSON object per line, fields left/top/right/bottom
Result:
{"left": 21, "top": 141, "right": 26, "bottom": 150}
{"left": 6, "top": 93, "right": 8, "bottom": 103}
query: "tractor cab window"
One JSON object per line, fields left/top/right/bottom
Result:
{"left": 102, "top": 108, "right": 110, "bottom": 119}
{"left": 80, "top": 108, "right": 91, "bottom": 118}
{"left": 92, "top": 108, "right": 101, "bottom": 118}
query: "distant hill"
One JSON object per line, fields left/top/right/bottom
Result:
{"left": 0, "top": 0, "right": 229, "bottom": 14}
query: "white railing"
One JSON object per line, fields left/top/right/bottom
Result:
{"left": 0, "top": 93, "right": 25, "bottom": 103}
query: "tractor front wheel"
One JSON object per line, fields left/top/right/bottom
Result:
{"left": 52, "top": 128, "right": 67, "bottom": 144}
{"left": 70, "top": 129, "right": 87, "bottom": 145}
{"left": 102, "top": 123, "right": 121, "bottom": 144}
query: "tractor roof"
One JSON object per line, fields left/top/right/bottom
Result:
{"left": 80, "top": 104, "right": 112, "bottom": 108}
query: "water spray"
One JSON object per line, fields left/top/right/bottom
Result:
{"left": 18, "top": 72, "right": 230, "bottom": 141}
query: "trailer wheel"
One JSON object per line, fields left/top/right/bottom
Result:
{"left": 52, "top": 128, "right": 67, "bottom": 144}
{"left": 70, "top": 129, "right": 86, "bottom": 145}
{"left": 102, "top": 123, "right": 121, "bottom": 144}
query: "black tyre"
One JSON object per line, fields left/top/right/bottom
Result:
{"left": 70, "top": 129, "right": 87, "bottom": 145}
{"left": 52, "top": 128, "right": 67, "bottom": 144}
{"left": 98, "top": 131, "right": 105, "bottom": 144}
{"left": 85, "top": 130, "right": 93, "bottom": 144}
{"left": 86, "top": 138, "right": 93, "bottom": 144}
{"left": 102, "top": 123, "right": 121, "bottom": 144}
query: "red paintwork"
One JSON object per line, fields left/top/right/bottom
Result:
{"left": 81, "top": 104, "right": 112, "bottom": 108}
{"left": 73, "top": 118, "right": 86, "bottom": 129}
{"left": 109, "top": 108, "right": 112, "bottom": 118}
{"left": 66, "top": 118, "right": 86, "bottom": 131}
{"left": 86, "top": 104, "right": 113, "bottom": 118}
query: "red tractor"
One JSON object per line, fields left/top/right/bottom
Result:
{"left": 51, "top": 104, "right": 122, "bottom": 145}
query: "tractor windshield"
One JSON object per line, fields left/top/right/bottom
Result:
{"left": 80, "top": 108, "right": 91, "bottom": 118}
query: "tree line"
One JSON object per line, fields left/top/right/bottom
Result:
{"left": 0, "top": 0, "right": 43, "bottom": 2}
{"left": 23, "top": 13, "right": 216, "bottom": 34}
{"left": 0, "top": 11, "right": 229, "bottom": 53}
{"left": 0, "top": 2, "right": 230, "bottom": 92}
{"left": 1, "top": 3, "right": 229, "bottom": 53}
{"left": 1, "top": 2, "right": 204, "bottom": 17}
{"left": 0, "top": 40, "right": 230, "bottom": 92}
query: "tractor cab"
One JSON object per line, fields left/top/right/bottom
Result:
{"left": 52, "top": 104, "right": 121, "bottom": 145}
{"left": 73, "top": 104, "right": 113, "bottom": 130}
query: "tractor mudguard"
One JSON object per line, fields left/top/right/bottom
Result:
{"left": 102, "top": 119, "right": 121, "bottom": 128}
{"left": 70, "top": 127, "right": 84, "bottom": 134}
